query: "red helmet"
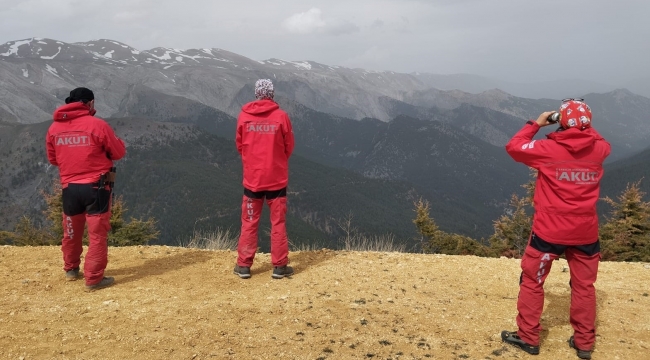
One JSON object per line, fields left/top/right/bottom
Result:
{"left": 559, "top": 98, "right": 592, "bottom": 130}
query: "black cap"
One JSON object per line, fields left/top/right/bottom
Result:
{"left": 65, "top": 87, "right": 94, "bottom": 104}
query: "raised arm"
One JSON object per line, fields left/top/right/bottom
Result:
{"left": 505, "top": 112, "right": 556, "bottom": 168}
{"left": 104, "top": 123, "right": 126, "bottom": 160}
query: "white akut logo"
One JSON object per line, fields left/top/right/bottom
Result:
{"left": 567, "top": 119, "right": 577, "bottom": 127}
{"left": 65, "top": 216, "right": 74, "bottom": 238}
{"left": 247, "top": 123, "right": 278, "bottom": 134}
{"left": 537, "top": 253, "right": 552, "bottom": 283}
{"left": 556, "top": 168, "right": 599, "bottom": 184}
{"left": 246, "top": 198, "right": 255, "bottom": 221}
{"left": 580, "top": 116, "right": 590, "bottom": 125}
{"left": 578, "top": 106, "right": 586, "bottom": 112}
{"left": 521, "top": 140, "right": 536, "bottom": 150}
{"left": 566, "top": 109, "right": 572, "bottom": 115}
{"left": 56, "top": 135, "right": 90, "bottom": 146}
{"left": 560, "top": 103, "right": 570, "bottom": 110}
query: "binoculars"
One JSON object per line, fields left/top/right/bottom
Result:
{"left": 547, "top": 112, "right": 561, "bottom": 123}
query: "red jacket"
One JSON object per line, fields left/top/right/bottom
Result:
{"left": 236, "top": 99, "right": 294, "bottom": 192}
{"left": 506, "top": 122, "right": 611, "bottom": 245}
{"left": 46, "top": 102, "right": 126, "bottom": 187}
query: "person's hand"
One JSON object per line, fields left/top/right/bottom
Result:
{"left": 536, "top": 111, "right": 556, "bottom": 127}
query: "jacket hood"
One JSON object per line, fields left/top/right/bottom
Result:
{"left": 53, "top": 102, "right": 96, "bottom": 122}
{"left": 242, "top": 99, "right": 279, "bottom": 115}
{"left": 547, "top": 127, "right": 603, "bottom": 153}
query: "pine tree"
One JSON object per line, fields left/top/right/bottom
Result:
{"left": 488, "top": 168, "right": 536, "bottom": 258}
{"left": 107, "top": 195, "right": 159, "bottom": 246}
{"left": 600, "top": 181, "right": 650, "bottom": 262}
{"left": 413, "top": 198, "right": 493, "bottom": 256}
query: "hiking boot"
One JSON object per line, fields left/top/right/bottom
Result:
{"left": 568, "top": 336, "right": 592, "bottom": 359}
{"left": 65, "top": 268, "right": 80, "bottom": 281}
{"left": 233, "top": 265, "right": 251, "bottom": 279}
{"left": 501, "top": 330, "right": 540, "bottom": 355}
{"left": 272, "top": 265, "right": 294, "bottom": 279}
{"left": 85, "top": 277, "right": 114, "bottom": 292}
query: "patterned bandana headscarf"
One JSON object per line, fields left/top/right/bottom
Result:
{"left": 559, "top": 99, "right": 592, "bottom": 130}
{"left": 255, "top": 79, "right": 274, "bottom": 100}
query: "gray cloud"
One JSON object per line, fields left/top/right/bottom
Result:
{"left": 282, "top": 8, "right": 327, "bottom": 34}
{"left": 0, "top": 0, "right": 648, "bottom": 87}
{"left": 282, "top": 8, "right": 359, "bottom": 36}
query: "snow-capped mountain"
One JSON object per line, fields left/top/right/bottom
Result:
{"left": 1, "top": 37, "right": 650, "bottom": 159}
{"left": 0, "top": 37, "right": 435, "bottom": 124}
{"left": 0, "top": 38, "right": 257, "bottom": 68}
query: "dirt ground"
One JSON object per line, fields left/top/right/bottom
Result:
{"left": 0, "top": 246, "right": 648, "bottom": 360}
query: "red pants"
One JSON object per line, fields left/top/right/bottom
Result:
{"left": 61, "top": 183, "right": 112, "bottom": 286}
{"left": 237, "top": 189, "right": 289, "bottom": 267}
{"left": 61, "top": 212, "right": 111, "bottom": 285}
{"left": 516, "top": 235, "right": 600, "bottom": 350}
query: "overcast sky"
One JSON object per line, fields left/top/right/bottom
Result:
{"left": 1, "top": 0, "right": 648, "bottom": 84}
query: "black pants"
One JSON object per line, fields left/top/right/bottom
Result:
{"left": 529, "top": 233, "right": 600, "bottom": 257}
{"left": 244, "top": 187, "right": 287, "bottom": 200}
{"left": 62, "top": 183, "right": 111, "bottom": 216}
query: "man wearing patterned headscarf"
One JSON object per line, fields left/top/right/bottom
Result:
{"left": 501, "top": 99, "right": 610, "bottom": 359}
{"left": 234, "top": 79, "right": 295, "bottom": 280}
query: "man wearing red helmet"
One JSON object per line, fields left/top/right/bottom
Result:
{"left": 234, "top": 79, "right": 295, "bottom": 280}
{"left": 46, "top": 87, "right": 126, "bottom": 292}
{"left": 501, "top": 99, "right": 610, "bottom": 359}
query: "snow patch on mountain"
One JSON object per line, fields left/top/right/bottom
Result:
{"left": 264, "top": 59, "right": 287, "bottom": 66}
{"left": 0, "top": 39, "right": 33, "bottom": 56}
{"left": 40, "top": 46, "right": 61, "bottom": 60}
{"left": 110, "top": 40, "right": 129, "bottom": 49}
{"left": 45, "top": 64, "right": 61, "bottom": 78}
{"left": 260, "top": 59, "right": 314, "bottom": 70}
{"left": 147, "top": 50, "right": 172, "bottom": 61}
{"left": 89, "top": 51, "right": 110, "bottom": 59}
{"left": 292, "top": 61, "right": 312, "bottom": 70}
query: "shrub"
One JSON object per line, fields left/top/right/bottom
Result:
{"left": 8, "top": 185, "right": 159, "bottom": 247}
{"left": 10, "top": 216, "right": 58, "bottom": 246}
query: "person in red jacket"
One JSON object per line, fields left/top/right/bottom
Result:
{"left": 501, "top": 99, "right": 610, "bottom": 359}
{"left": 46, "top": 87, "right": 126, "bottom": 291}
{"left": 234, "top": 79, "right": 295, "bottom": 279}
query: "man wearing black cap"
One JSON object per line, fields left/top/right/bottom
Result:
{"left": 46, "top": 87, "right": 126, "bottom": 291}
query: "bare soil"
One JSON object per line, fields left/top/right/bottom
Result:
{"left": 1, "top": 246, "right": 648, "bottom": 359}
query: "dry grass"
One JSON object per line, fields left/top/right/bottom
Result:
{"left": 341, "top": 233, "right": 407, "bottom": 253}
{"left": 179, "top": 228, "right": 238, "bottom": 251}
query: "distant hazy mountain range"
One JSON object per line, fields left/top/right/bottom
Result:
{"left": 1, "top": 37, "right": 649, "bottom": 247}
